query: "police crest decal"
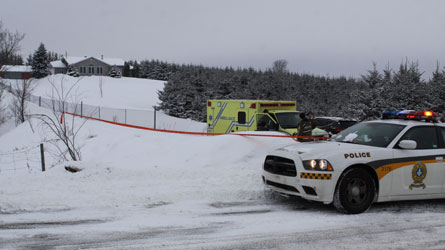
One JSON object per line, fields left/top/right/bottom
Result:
{"left": 409, "top": 162, "right": 427, "bottom": 189}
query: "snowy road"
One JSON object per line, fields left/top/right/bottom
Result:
{"left": 2, "top": 196, "right": 445, "bottom": 249}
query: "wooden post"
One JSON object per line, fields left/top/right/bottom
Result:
{"left": 125, "top": 109, "right": 127, "bottom": 124}
{"left": 81, "top": 101, "right": 83, "bottom": 117}
{"left": 40, "top": 144, "right": 45, "bottom": 172}
{"left": 153, "top": 106, "right": 157, "bottom": 129}
{"left": 39, "top": 96, "right": 41, "bottom": 107}
{"left": 99, "top": 106, "right": 101, "bottom": 119}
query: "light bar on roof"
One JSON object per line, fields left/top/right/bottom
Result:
{"left": 382, "top": 110, "right": 438, "bottom": 123}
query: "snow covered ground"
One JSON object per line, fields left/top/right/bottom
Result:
{"left": 31, "top": 74, "right": 164, "bottom": 110}
{"left": 3, "top": 75, "right": 206, "bottom": 132}
{"left": 1, "top": 75, "right": 445, "bottom": 249}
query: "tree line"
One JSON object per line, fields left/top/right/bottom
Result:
{"left": 129, "top": 59, "right": 445, "bottom": 122}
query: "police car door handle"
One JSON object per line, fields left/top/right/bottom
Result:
{"left": 435, "top": 156, "right": 443, "bottom": 162}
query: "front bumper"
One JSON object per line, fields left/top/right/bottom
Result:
{"left": 262, "top": 154, "right": 336, "bottom": 204}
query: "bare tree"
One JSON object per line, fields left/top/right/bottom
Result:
{"left": 10, "top": 79, "right": 34, "bottom": 124}
{"left": 35, "top": 77, "right": 87, "bottom": 161}
{"left": 0, "top": 21, "right": 25, "bottom": 67}
{"left": 0, "top": 86, "right": 6, "bottom": 124}
{"left": 99, "top": 76, "right": 103, "bottom": 98}
{"left": 272, "top": 59, "right": 288, "bottom": 73}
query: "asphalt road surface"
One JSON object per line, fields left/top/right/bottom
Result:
{"left": 2, "top": 196, "right": 445, "bottom": 250}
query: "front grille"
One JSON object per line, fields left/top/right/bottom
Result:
{"left": 266, "top": 180, "right": 299, "bottom": 193}
{"left": 264, "top": 156, "right": 297, "bottom": 177}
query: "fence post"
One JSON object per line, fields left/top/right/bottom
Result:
{"left": 39, "top": 96, "right": 41, "bottom": 107}
{"left": 125, "top": 109, "right": 127, "bottom": 124}
{"left": 40, "top": 143, "right": 45, "bottom": 172}
{"left": 99, "top": 106, "right": 101, "bottom": 119}
{"left": 81, "top": 101, "right": 83, "bottom": 117}
{"left": 153, "top": 106, "right": 157, "bottom": 129}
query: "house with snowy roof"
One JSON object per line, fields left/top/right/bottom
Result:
{"left": 50, "top": 56, "right": 125, "bottom": 76}
{"left": 0, "top": 65, "right": 33, "bottom": 79}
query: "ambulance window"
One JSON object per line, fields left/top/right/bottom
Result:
{"left": 238, "top": 112, "right": 246, "bottom": 124}
{"left": 399, "top": 126, "right": 438, "bottom": 149}
{"left": 440, "top": 127, "right": 445, "bottom": 148}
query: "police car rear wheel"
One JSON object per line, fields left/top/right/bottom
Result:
{"left": 333, "top": 168, "right": 376, "bottom": 214}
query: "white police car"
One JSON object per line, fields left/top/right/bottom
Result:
{"left": 262, "top": 110, "right": 445, "bottom": 214}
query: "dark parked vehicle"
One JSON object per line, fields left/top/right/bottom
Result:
{"left": 314, "top": 117, "right": 358, "bottom": 135}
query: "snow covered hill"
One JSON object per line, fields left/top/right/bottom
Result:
{"left": 31, "top": 74, "right": 165, "bottom": 110}
{"left": 3, "top": 74, "right": 206, "bottom": 132}
{"left": 0, "top": 75, "right": 301, "bottom": 248}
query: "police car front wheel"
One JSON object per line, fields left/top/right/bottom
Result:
{"left": 333, "top": 168, "right": 376, "bottom": 214}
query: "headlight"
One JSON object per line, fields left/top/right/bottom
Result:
{"left": 303, "top": 159, "right": 333, "bottom": 171}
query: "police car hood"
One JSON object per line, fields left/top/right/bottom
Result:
{"left": 273, "top": 141, "right": 377, "bottom": 160}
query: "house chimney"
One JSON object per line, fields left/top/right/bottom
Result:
{"left": 101, "top": 55, "right": 103, "bottom": 60}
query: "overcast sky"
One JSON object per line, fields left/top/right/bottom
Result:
{"left": 1, "top": 0, "right": 444, "bottom": 78}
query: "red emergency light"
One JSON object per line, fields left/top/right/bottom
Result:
{"left": 406, "top": 110, "right": 438, "bottom": 121}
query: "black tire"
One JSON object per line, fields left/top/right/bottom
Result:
{"left": 333, "top": 168, "right": 376, "bottom": 214}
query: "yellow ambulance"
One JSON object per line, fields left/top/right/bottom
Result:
{"left": 206, "top": 99, "right": 328, "bottom": 137}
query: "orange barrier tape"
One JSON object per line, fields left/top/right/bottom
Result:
{"left": 62, "top": 112, "right": 330, "bottom": 140}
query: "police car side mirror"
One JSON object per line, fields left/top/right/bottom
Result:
{"left": 398, "top": 140, "right": 417, "bottom": 150}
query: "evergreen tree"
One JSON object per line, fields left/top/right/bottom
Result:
{"left": 383, "top": 60, "right": 428, "bottom": 111}
{"left": 123, "top": 62, "right": 131, "bottom": 77}
{"left": 361, "top": 62, "right": 382, "bottom": 88}
{"left": 47, "top": 51, "right": 60, "bottom": 61}
{"left": 430, "top": 63, "right": 445, "bottom": 115}
{"left": 139, "top": 60, "right": 150, "bottom": 78}
{"left": 31, "top": 43, "right": 50, "bottom": 78}
{"left": 25, "top": 53, "right": 33, "bottom": 65}
{"left": 132, "top": 61, "right": 140, "bottom": 77}
{"left": 432, "top": 62, "right": 445, "bottom": 84}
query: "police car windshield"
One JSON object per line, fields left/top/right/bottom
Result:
{"left": 275, "top": 112, "right": 301, "bottom": 129}
{"left": 333, "top": 122, "right": 406, "bottom": 147}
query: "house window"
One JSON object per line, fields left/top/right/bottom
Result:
{"left": 79, "top": 66, "right": 86, "bottom": 74}
{"left": 88, "top": 64, "right": 94, "bottom": 74}
{"left": 97, "top": 67, "right": 103, "bottom": 75}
